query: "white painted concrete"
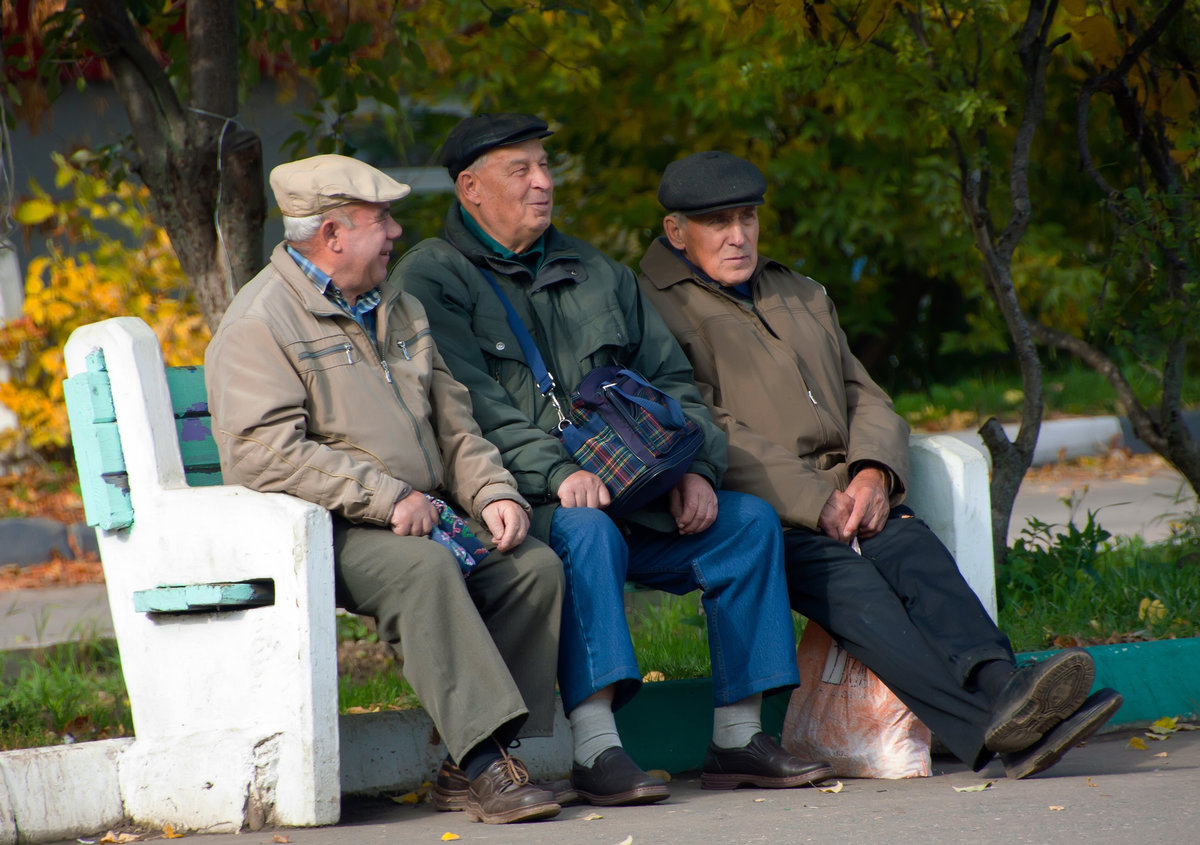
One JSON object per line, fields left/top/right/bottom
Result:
{"left": 907, "top": 433, "right": 997, "bottom": 619}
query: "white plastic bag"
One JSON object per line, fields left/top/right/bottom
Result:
{"left": 781, "top": 622, "right": 931, "bottom": 778}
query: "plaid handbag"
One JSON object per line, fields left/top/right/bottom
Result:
{"left": 480, "top": 269, "right": 703, "bottom": 516}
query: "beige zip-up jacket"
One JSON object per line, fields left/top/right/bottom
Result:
{"left": 206, "top": 243, "right": 526, "bottom": 526}
{"left": 637, "top": 238, "right": 909, "bottom": 532}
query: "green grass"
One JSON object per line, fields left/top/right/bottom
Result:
{"left": 893, "top": 362, "right": 1200, "bottom": 429}
{"left": 0, "top": 640, "right": 132, "bottom": 750}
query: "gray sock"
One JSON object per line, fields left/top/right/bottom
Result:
{"left": 569, "top": 697, "right": 622, "bottom": 768}
{"left": 713, "top": 693, "right": 763, "bottom": 749}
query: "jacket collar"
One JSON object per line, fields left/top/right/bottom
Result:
{"left": 269, "top": 242, "right": 403, "bottom": 317}
{"left": 442, "top": 200, "right": 586, "bottom": 290}
{"left": 639, "top": 237, "right": 787, "bottom": 292}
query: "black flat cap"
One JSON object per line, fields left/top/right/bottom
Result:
{"left": 441, "top": 113, "right": 553, "bottom": 180}
{"left": 658, "top": 151, "right": 766, "bottom": 215}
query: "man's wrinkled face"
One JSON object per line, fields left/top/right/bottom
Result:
{"left": 335, "top": 202, "right": 403, "bottom": 297}
{"left": 665, "top": 206, "right": 760, "bottom": 287}
{"left": 461, "top": 138, "right": 553, "bottom": 254}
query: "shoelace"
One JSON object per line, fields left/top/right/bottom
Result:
{"left": 497, "top": 748, "right": 531, "bottom": 788}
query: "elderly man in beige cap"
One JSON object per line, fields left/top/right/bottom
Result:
{"left": 205, "top": 154, "right": 568, "bottom": 825}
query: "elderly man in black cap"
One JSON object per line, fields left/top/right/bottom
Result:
{"left": 206, "top": 154, "right": 568, "bottom": 824}
{"left": 636, "top": 150, "right": 1124, "bottom": 779}
{"left": 396, "top": 117, "right": 834, "bottom": 807}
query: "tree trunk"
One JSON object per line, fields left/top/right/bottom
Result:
{"left": 79, "top": 0, "right": 264, "bottom": 330}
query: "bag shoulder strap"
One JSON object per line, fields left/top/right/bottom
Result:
{"left": 478, "top": 267, "right": 569, "bottom": 427}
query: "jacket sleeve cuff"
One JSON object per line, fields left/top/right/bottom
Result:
{"left": 548, "top": 461, "right": 585, "bottom": 497}
{"left": 365, "top": 477, "right": 410, "bottom": 526}
{"left": 472, "top": 483, "right": 531, "bottom": 521}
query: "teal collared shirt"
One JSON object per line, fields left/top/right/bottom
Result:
{"left": 285, "top": 244, "right": 380, "bottom": 337}
{"left": 459, "top": 206, "right": 547, "bottom": 275}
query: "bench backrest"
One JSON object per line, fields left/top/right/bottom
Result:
{"left": 64, "top": 350, "right": 222, "bottom": 531}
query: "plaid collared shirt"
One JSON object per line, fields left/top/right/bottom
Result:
{"left": 286, "top": 244, "right": 380, "bottom": 336}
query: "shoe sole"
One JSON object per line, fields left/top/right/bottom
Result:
{"left": 464, "top": 800, "right": 561, "bottom": 824}
{"left": 575, "top": 783, "right": 671, "bottom": 806}
{"left": 986, "top": 650, "right": 1094, "bottom": 753}
{"left": 437, "top": 783, "right": 580, "bottom": 812}
{"left": 1004, "top": 688, "right": 1123, "bottom": 779}
{"left": 700, "top": 764, "right": 836, "bottom": 790}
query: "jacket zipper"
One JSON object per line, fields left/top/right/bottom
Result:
{"left": 298, "top": 341, "right": 353, "bottom": 364}
{"left": 396, "top": 328, "right": 431, "bottom": 361}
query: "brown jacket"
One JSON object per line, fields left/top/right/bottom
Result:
{"left": 637, "top": 238, "right": 909, "bottom": 531}
{"left": 206, "top": 243, "right": 526, "bottom": 526}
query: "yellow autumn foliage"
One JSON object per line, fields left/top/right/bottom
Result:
{"left": 1, "top": 153, "right": 210, "bottom": 454}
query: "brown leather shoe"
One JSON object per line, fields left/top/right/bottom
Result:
{"left": 434, "top": 758, "right": 578, "bottom": 811}
{"left": 701, "top": 732, "right": 834, "bottom": 789}
{"left": 571, "top": 746, "right": 670, "bottom": 806}
{"left": 465, "top": 755, "right": 561, "bottom": 824}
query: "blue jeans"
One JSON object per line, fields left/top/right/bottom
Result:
{"left": 549, "top": 490, "right": 799, "bottom": 715}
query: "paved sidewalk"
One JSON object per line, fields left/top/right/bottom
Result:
{"left": 47, "top": 728, "right": 1199, "bottom": 845}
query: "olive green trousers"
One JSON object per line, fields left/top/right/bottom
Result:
{"left": 333, "top": 518, "right": 563, "bottom": 762}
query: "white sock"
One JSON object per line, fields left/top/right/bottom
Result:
{"left": 712, "top": 693, "right": 762, "bottom": 748}
{"left": 569, "top": 697, "right": 622, "bottom": 768}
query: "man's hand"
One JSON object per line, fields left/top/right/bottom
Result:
{"left": 817, "top": 489, "right": 856, "bottom": 542}
{"left": 390, "top": 489, "right": 438, "bottom": 537}
{"left": 481, "top": 499, "right": 529, "bottom": 553}
{"left": 843, "top": 466, "right": 890, "bottom": 540}
{"left": 558, "top": 470, "right": 612, "bottom": 509}
{"left": 670, "top": 472, "right": 718, "bottom": 535}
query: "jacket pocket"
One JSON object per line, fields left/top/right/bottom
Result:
{"left": 294, "top": 339, "right": 357, "bottom": 372}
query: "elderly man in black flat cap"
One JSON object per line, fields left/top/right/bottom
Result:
{"left": 396, "top": 116, "right": 835, "bottom": 808}
{"left": 636, "top": 150, "right": 1124, "bottom": 780}
{"left": 206, "top": 154, "right": 569, "bottom": 825}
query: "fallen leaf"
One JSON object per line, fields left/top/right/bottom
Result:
{"left": 818, "top": 781, "right": 844, "bottom": 793}
{"left": 272, "top": 838, "right": 290, "bottom": 844}
{"left": 162, "top": 824, "right": 184, "bottom": 840}
{"left": 441, "top": 834, "right": 460, "bottom": 842}
{"left": 1049, "top": 805, "right": 1065, "bottom": 811}
{"left": 612, "top": 837, "right": 634, "bottom": 845}
{"left": 1154, "top": 752, "right": 1168, "bottom": 758}
{"left": 754, "top": 797, "right": 766, "bottom": 802}
{"left": 393, "top": 791, "right": 421, "bottom": 804}
{"left": 646, "top": 769, "right": 671, "bottom": 782}
{"left": 1144, "top": 732, "right": 1168, "bottom": 741}
{"left": 1086, "top": 777, "right": 1098, "bottom": 787}
{"left": 1129, "top": 736, "right": 1148, "bottom": 750}
{"left": 952, "top": 782, "right": 993, "bottom": 793}
{"left": 583, "top": 813, "right": 604, "bottom": 821}
{"left": 642, "top": 670, "right": 666, "bottom": 682}
{"left": 1149, "top": 717, "right": 1178, "bottom": 735}
{"left": 1178, "top": 723, "right": 1200, "bottom": 731}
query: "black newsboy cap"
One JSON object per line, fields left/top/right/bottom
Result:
{"left": 441, "top": 113, "right": 553, "bottom": 180}
{"left": 658, "top": 151, "right": 766, "bottom": 215}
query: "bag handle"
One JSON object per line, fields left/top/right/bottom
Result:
{"left": 603, "top": 369, "right": 687, "bottom": 428}
{"left": 478, "top": 267, "right": 570, "bottom": 430}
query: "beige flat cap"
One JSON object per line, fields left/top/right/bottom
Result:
{"left": 269, "top": 154, "right": 411, "bottom": 217}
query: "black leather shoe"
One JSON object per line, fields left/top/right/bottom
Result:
{"left": 985, "top": 648, "right": 1095, "bottom": 753}
{"left": 1002, "top": 688, "right": 1123, "bottom": 779}
{"left": 465, "top": 756, "right": 561, "bottom": 824}
{"left": 701, "top": 732, "right": 835, "bottom": 789}
{"left": 571, "top": 746, "right": 670, "bottom": 806}
{"left": 434, "top": 758, "right": 578, "bottom": 811}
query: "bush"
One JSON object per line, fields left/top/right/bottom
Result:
{"left": 1, "top": 152, "right": 209, "bottom": 456}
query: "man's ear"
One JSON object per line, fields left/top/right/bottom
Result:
{"left": 663, "top": 215, "right": 687, "bottom": 250}
{"left": 321, "top": 218, "right": 343, "bottom": 252}
{"left": 457, "top": 171, "right": 481, "bottom": 207}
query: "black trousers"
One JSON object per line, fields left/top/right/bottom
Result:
{"left": 783, "top": 506, "right": 1013, "bottom": 769}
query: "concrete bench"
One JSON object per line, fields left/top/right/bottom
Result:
{"left": 62, "top": 316, "right": 995, "bottom": 832}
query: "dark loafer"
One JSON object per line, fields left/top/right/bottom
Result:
{"left": 571, "top": 746, "right": 670, "bottom": 806}
{"left": 465, "top": 756, "right": 561, "bottom": 824}
{"left": 434, "top": 759, "right": 578, "bottom": 811}
{"left": 701, "top": 732, "right": 835, "bottom": 790}
{"left": 985, "top": 648, "right": 1095, "bottom": 753}
{"left": 1002, "top": 687, "right": 1123, "bottom": 779}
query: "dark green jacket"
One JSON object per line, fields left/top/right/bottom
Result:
{"left": 394, "top": 202, "right": 726, "bottom": 542}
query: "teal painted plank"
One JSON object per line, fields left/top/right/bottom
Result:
{"left": 165, "top": 365, "right": 209, "bottom": 418}
{"left": 184, "top": 468, "right": 224, "bottom": 487}
{"left": 175, "top": 418, "right": 220, "bottom": 466}
{"left": 64, "top": 365, "right": 133, "bottom": 531}
{"left": 133, "top": 580, "right": 275, "bottom": 613}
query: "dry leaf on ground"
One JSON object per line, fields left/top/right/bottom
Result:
{"left": 440, "top": 834, "right": 460, "bottom": 842}
{"left": 1049, "top": 805, "right": 1065, "bottom": 811}
{"left": 952, "top": 782, "right": 993, "bottom": 793}
{"left": 818, "top": 781, "right": 844, "bottom": 793}
{"left": 583, "top": 813, "right": 604, "bottom": 821}
{"left": 1129, "top": 736, "right": 1148, "bottom": 750}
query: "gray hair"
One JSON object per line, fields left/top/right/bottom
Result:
{"left": 283, "top": 206, "right": 356, "bottom": 248}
